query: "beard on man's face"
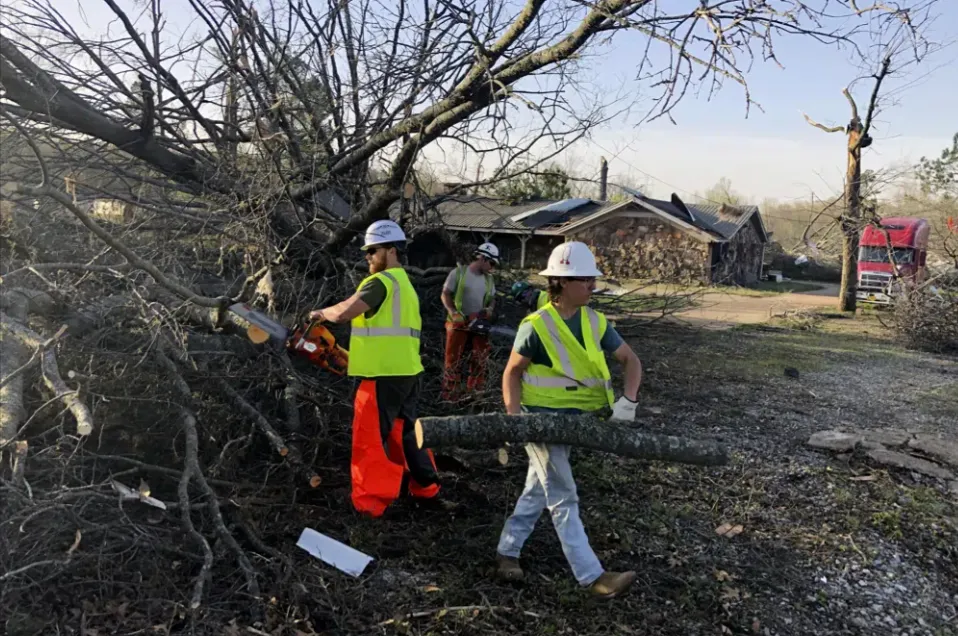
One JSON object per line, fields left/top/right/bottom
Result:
{"left": 368, "top": 249, "right": 389, "bottom": 273}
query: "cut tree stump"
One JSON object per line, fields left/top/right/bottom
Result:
{"left": 415, "top": 413, "right": 728, "bottom": 466}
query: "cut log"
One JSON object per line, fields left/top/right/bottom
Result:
{"left": 415, "top": 413, "right": 728, "bottom": 466}
{"left": 0, "top": 311, "right": 94, "bottom": 437}
{"left": 0, "top": 295, "right": 30, "bottom": 449}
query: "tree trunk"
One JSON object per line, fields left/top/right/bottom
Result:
{"left": 839, "top": 229, "right": 858, "bottom": 312}
{"left": 415, "top": 413, "right": 728, "bottom": 466}
{"left": 839, "top": 125, "right": 863, "bottom": 313}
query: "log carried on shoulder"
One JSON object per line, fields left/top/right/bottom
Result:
{"left": 414, "top": 413, "right": 728, "bottom": 466}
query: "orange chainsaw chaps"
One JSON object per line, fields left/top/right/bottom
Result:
{"left": 384, "top": 420, "right": 440, "bottom": 500}
{"left": 351, "top": 380, "right": 405, "bottom": 517}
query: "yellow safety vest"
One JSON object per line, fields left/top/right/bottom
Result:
{"left": 536, "top": 291, "right": 550, "bottom": 310}
{"left": 450, "top": 265, "right": 494, "bottom": 318}
{"left": 348, "top": 268, "right": 424, "bottom": 377}
{"left": 520, "top": 304, "right": 614, "bottom": 412}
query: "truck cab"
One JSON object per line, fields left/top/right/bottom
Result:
{"left": 856, "top": 217, "right": 930, "bottom": 305}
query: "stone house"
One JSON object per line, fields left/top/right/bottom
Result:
{"left": 422, "top": 192, "right": 769, "bottom": 285}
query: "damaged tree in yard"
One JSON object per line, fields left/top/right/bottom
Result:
{"left": 803, "top": 60, "right": 890, "bottom": 313}
{"left": 0, "top": 0, "right": 942, "bottom": 631}
{"left": 802, "top": 15, "right": 936, "bottom": 313}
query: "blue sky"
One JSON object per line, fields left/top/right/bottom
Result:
{"left": 24, "top": 1, "right": 958, "bottom": 203}
{"left": 538, "top": 5, "right": 958, "bottom": 202}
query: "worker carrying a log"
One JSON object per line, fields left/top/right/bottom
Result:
{"left": 308, "top": 220, "right": 455, "bottom": 517}
{"left": 440, "top": 242, "right": 500, "bottom": 400}
{"left": 495, "top": 240, "right": 643, "bottom": 599}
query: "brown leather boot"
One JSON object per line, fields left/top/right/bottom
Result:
{"left": 589, "top": 571, "right": 636, "bottom": 599}
{"left": 495, "top": 554, "right": 524, "bottom": 581}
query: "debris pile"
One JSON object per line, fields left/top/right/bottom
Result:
{"left": 808, "top": 428, "right": 958, "bottom": 494}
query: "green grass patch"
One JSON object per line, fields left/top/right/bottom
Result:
{"left": 667, "top": 322, "right": 923, "bottom": 384}
{"left": 696, "top": 329, "right": 882, "bottom": 381}
{"left": 916, "top": 381, "right": 958, "bottom": 418}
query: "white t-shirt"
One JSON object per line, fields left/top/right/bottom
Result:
{"left": 443, "top": 266, "right": 491, "bottom": 316}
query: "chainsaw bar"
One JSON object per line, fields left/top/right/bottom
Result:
{"left": 226, "top": 304, "right": 349, "bottom": 375}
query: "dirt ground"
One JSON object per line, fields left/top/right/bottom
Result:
{"left": 5, "top": 307, "right": 956, "bottom": 636}
{"left": 254, "top": 313, "right": 957, "bottom": 636}
{"left": 527, "top": 274, "right": 844, "bottom": 330}
{"left": 671, "top": 283, "right": 841, "bottom": 328}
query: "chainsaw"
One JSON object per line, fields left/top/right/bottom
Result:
{"left": 227, "top": 303, "right": 349, "bottom": 376}
{"left": 287, "top": 319, "right": 349, "bottom": 376}
{"left": 463, "top": 313, "right": 517, "bottom": 340}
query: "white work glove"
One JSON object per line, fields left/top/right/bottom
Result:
{"left": 610, "top": 396, "right": 638, "bottom": 422}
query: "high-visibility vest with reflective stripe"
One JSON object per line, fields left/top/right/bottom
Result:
{"left": 536, "top": 291, "right": 550, "bottom": 310}
{"left": 520, "top": 304, "right": 614, "bottom": 411}
{"left": 348, "top": 268, "right": 424, "bottom": 377}
{"left": 450, "top": 265, "right": 494, "bottom": 318}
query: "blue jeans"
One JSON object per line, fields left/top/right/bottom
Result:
{"left": 496, "top": 406, "right": 604, "bottom": 586}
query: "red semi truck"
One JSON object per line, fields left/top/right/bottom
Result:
{"left": 856, "top": 216, "right": 930, "bottom": 305}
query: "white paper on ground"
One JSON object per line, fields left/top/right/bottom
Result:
{"left": 296, "top": 527, "right": 373, "bottom": 577}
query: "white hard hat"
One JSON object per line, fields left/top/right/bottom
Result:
{"left": 361, "top": 219, "right": 407, "bottom": 250}
{"left": 539, "top": 241, "right": 603, "bottom": 278}
{"left": 475, "top": 242, "right": 500, "bottom": 264}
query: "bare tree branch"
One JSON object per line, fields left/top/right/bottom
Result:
{"left": 803, "top": 113, "right": 845, "bottom": 133}
{"left": 0, "top": 314, "right": 94, "bottom": 436}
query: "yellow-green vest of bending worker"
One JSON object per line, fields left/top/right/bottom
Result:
{"left": 520, "top": 304, "right": 614, "bottom": 411}
{"left": 348, "top": 268, "right": 424, "bottom": 377}
{"left": 450, "top": 265, "right": 495, "bottom": 319}
{"left": 536, "top": 290, "right": 550, "bottom": 310}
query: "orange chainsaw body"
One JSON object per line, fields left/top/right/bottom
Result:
{"left": 287, "top": 321, "right": 349, "bottom": 376}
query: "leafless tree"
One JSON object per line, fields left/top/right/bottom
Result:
{"left": 804, "top": 58, "right": 892, "bottom": 311}
{"left": 801, "top": 9, "right": 938, "bottom": 311}
{"left": 1, "top": 1, "right": 938, "bottom": 261}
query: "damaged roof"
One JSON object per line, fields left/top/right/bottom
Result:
{"left": 620, "top": 190, "right": 765, "bottom": 241}
{"left": 677, "top": 201, "right": 765, "bottom": 241}
{"left": 416, "top": 192, "right": 766, "bottom": 243}
{"left": 424, "top": 195, "right": 615, "bottom": 232}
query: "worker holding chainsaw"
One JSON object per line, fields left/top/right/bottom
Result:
{"left": 495, "top": 241, "right": 643, "bottom": 599}
{"left": 308, "top": 220, "right": 454, "bottom": 517}
{"left": 440, "top": 242, "right": 500, "bottom": 400}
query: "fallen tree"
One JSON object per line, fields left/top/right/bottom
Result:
{"left": 415, "top": 413, "right": 728, "bottom": 466}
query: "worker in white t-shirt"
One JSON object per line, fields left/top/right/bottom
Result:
{"left": 440, "top": 243, "right": 499, "bottom": 400}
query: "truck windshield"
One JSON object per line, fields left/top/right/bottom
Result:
{"left": 859, "top": 246, "right": 914, "bottom": 264}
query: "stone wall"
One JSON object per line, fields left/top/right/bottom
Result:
{"left": 523, "top": 235, "right": 565, "bottom": 268}
{"left": 711, "top": 218, "right": 764, "bottom": 285}
{"left": 572, "top": 216, "right": 710, "bottom": 283}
